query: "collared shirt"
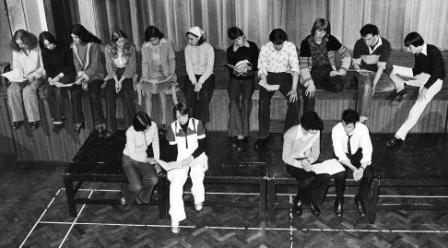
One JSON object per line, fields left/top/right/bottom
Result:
{"left": 353, "top": 36, "right": 391, "bottom": 72}
{"left": 282, "top": 125, "right": 320, "bottom": 168}
{"left": 257, "top": 41, "right": 300, "bottom": 76}
{"left": 331, "top": 122, "right": 372, "bottom": 165}
{"left": 413, "top": 43, "right": 446, "bottom": 89}
{"left": 166, "top": 118, "right": 206, "bottom": 161}
{"left": 123, "top": 122, "right": 160, "bottom": 163}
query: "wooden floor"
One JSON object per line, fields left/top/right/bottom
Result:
{"left": 1, "top": 132, "right": 448, "bottom": 248}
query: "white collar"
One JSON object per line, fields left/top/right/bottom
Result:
{"left": 421, "top": 43, "right": 428, "bottom": 56}
{"left": 368, "top": 36, "right": 383, "bottom": 54}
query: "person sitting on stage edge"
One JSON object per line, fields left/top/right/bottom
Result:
{"left": 386, "top": 32, "right": 446, "bottom": 148}
{"left": 299, "top": 18, "right": 351, "bottom": 113}
{"left": 6, "top": 30, "right": 45, "bottom": 130}
{"left": 165, "top": 102, "right": 208, "bottom": 234}
{"left": 138, "top": 26, "right": 179, "bottom": 132}
{"left": 104, "top": 29, "right": 137, "bottom": 138}
{"left": 282, "top": 111, "right": 330, "bottom": 216}
{"left": 184, "top": 26, "right": 215, "bottom": 124}
{"left": 39, "top": 31, "right": 78, "bottom": 133}
{"left": 71, "top": 24, "right": 107, "bottom": 138}
{"left": 331, "top": 109, "right": 374, "bottom": 218}
{"left": 254, "top": 28, "right": 300, "bottom": 149}
{"left": 226, "top": 26, "right": 259, "bottom": 147}
{"left": 121, "top": 111, "right": 161, "bottom": 206}
{"left": 352, "top": 24, "right": 395, "bottom": 124}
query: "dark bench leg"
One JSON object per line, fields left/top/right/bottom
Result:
{"left": 63, "top": 174, "right": 77, "bottom": 217}
{"left": 157, "top": 175, "right": 169, "bottom": 218}
{"left": 367, "top": 178, "right": 380, "bottom": 224}
{"left": 259, "top": 178, "right": 267, "bottom": 222}
{"left": 266, "top": 178, "right": 276, "bottom": 225}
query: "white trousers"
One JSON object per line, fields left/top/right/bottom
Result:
{"left": 167, "top": 153, "right": 208, "bottom": 222}
{"left": 390, "top": 66, "right": 443, "bottom": 140}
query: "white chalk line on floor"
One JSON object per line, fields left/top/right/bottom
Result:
{"left": 19, "top": 188, "right": 62, "bottom": 248}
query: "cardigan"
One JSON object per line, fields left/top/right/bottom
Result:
{"left": 71, "top": 42, "right": 105, "bottom": 81}
{"left": 104, "top": 44, "right": 137, "bottom": 81}
{"left": 141, "top": 38, "right": 176, "bottom": 81}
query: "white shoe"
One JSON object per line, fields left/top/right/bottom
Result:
{"left": 194, "top": 202, "right": 203, "bottom": 211}
{"left": 171, "top": 220, "right": 180, "bottom": 234}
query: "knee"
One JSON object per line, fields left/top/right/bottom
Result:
{"left": 144, "top": 175, "right": 159, "bottom": 186}
{"left": 129, "top": 183, "right": 142, "bottom": 192}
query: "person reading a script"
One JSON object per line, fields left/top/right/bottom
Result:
{"left": 331, "top": 109, "right": 374, "bottom": 218}
{"left": 254, "top": 28, "right": 300, "bottom": 149}
{"left": 282, "top": 111, "right": 330, "bottom": 216}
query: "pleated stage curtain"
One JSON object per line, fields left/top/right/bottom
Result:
{"left": 72, "top": 0, "right": 448, "bottom": 51}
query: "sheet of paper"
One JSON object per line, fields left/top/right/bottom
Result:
{"left": 309, "top": 159, "right": 345, "bottom": 175}
{"left": 1, "top": 70, "right": 26, "bottom": 82}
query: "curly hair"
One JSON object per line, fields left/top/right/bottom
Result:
{"left": 11, "top": 29, "right": 38, "bottom": 51}
{"left": 108, "top": 29, "right": 132, "bottom": 58}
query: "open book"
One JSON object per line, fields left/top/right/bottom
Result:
{"left": 308, "top": 159, "right": 345, "bottom": 175}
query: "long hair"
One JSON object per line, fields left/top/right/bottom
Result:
{"left": 71, "top": 24, "right": 102, "bottom": 44}
{"left": 310, "top": 18, "right": 331, "bottom": 37}
{"left": 11, "top": 29, "right": 38, "bottom": 51}
{"left": 38, "top": 31, "right": 58, "bottom": 51}
{"left": 109, "top": 29, "right": 132, "bottom": 58}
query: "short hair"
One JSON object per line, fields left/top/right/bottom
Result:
{"left": 311, "top": 18, "right": 331, "bottom": 36}
{"left": 11, "top": 29, "right": 38, "bottom": 51}
{"left": 38, "top": 31, "right": 57, "bottom": 50}
{"left": 360, "top": 24, "right": 379, "bottom": 37}
{"left": 341, "top": 109, "right": 360, "bottom": 125}
{"left": 173, "top": 102, "right": 192, "bottom": 119}
{"left": 227, "top": 27, "right": 244, "bottom": 40}
{"left": 71, "top": 24, "right": 102, "bottom": 44}
{"left": 186, "top": 32, "right": 206, "bottom": 46}
{"left": 301, "top": 111, "right": 324, "bottom": 131}
{"left": 144, "top": 26, "right": 165, "bottom": 42}
{"left": 269, "top": 28, "right": 288, "bottom": 45}
{"left": 404, "top": 32, "right": 424, "bottom": 47}
{"left": 132, "top": 111, "right": 152, "bottom": 132}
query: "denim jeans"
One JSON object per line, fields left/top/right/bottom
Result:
{"left": 86, "top": 79, "right": 105, "bottom": 126}
{"left": 68, "top": 85, "right": 85, "bottom": 124}
{"left": 356, "top": 72, "right": 395, "bottom": 117}
{"left": 227, "top": 77, "right": 254, "bottom": 137}
{"left": 7, "top": 79, "right": 43, "bottom": 122}
{"left": 121, "top": 154, "right": 159, "bottom": 204}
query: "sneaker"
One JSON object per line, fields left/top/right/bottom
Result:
{"left": 389, "top": 89, "right": 408, "bottom": 106}
{"left": 194, "top": 202, "right": 203, "bottom": 212}
{"left": 386, "top": 136, "right": 403, "bottom": 148}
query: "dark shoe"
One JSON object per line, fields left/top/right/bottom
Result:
{"left": 160, "top": 123, "right": 167, "bottom": 133}
{"left": 73, "top": 122, "right": 85, "bottom": 135}
{"left": 12, "top": 121, "right": 23, "bottom": 130}
{"left": 105, "top": 129, "right": 116, "bottom": 138}
{"left": 334, "top": 200, "right": 343, "bottom": 218}
{"left": 389, "top": 89, "right": 408, "bottom": 106}
{"left": 292, "top": 199, "right": 303, "bottom": 216}
{"left": 354, "top": 197, "right": 367, "bottom": 217}
{"left": 240, "top": 137, "right": 249, "bottom": 143}
{"left": 253, "top": 137, "right": 268, "bottom": 150}
{"left": 30, "top": 121, "right": 39, "bottom": 130}
{"left": 386, "top": 136, "right": 403, "bottom": 149}
{"left": 229, "top": 136, "right": 239, "bottom": 148}
{"left": 310, "top": 203, "right": 321, "bottom": 217}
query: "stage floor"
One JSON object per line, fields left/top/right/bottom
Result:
{"left": 1, "top": 132, "right": 448, "bottom": 247}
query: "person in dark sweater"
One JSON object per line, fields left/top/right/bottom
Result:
{"left": 226, "top": 27, "right": 259, "bottom": 147}
{"left": 387, "top": 32, "right": 446, "bottom": 148}
{"left": 299, "top": 18, "right": 351, "bottom": 112}
{"left": 39, "top": 31, "right": 82, "bottom": 133}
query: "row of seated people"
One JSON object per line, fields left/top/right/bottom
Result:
{"left": 123, "top": 104, "right": 372, "bottom": 234}
{"left": 2, "top": 18, "right": 445, "bottom": 150}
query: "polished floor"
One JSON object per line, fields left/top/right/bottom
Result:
{"left": 1, "top": 132, "right": 448, "bottom": 248}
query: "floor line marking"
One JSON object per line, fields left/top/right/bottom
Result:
{"left": 34, "top": 221, "right": 448, "bottom": 234}
{"left": 58, "top": 190, "right": 93, "bottom": 248}
{"left": 19, "top": 188, "right": 61, "bottom": 248}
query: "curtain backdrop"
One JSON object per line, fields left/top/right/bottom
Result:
{"left": 74, "top": 0, "right": 447, "bottom": 51}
